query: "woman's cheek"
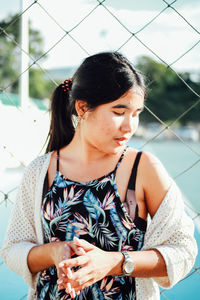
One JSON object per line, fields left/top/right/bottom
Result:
{"left": 132, "top": 117, "right": 139, "bottom": 134}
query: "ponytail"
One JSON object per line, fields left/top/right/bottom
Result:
{"left": 46, "top": 83, "right": 75, "bottom": 152}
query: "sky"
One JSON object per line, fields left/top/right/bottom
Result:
{"left": 0, "top": 0, "right": 200, "bottom": 72}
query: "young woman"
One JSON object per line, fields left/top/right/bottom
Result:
{"left": 1, "top": 52, "right": 197, "bottom": 300}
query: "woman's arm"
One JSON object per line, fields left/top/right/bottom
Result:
{"left": 108, "top": 248, "right": 167, "bottom": 278}
{"left": 27, "top": 241, "right": 85, "bottom": 274}
{"left": 140, "top": 151, "right": 172, "bottom": 218}
{"left": 57, "top": 238, "right": 167, "bottom": 294}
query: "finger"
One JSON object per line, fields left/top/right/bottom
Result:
{"left": 74, "top": 278, "right": 94, "bottom": 293}
{"left": 65, "top": 282, "right": 72, "bottom": 294}
{"left": 68, "top": 266, "right": 92, "bottom": 285}
{"left": 59, "top": 255, "right": 89, "bottom": 269}
{"left": 58, "top": 284, "right": 65, "bottom": 290}
{"left": 69, "top": 241, "right": 86, "bottom": 256}
{"left": 66, "top": 267, "right": 73, "bottom": 279}
{"left": 57, "top": 276, "right": 71, "bottom": 285}
{"left": 57, "top": 265, "right": 67, "bottom": 282}
{"left": 59, "top": 267, "right": 92, "bottom": 291}
{"left": 69, "top": 288, "right": 76, "bottom": 299}
{"left": 73, "top": 237, "right": 95, "bottom": 251}
{"left": 72, "top": 273, "right": 92, "bottom": 290}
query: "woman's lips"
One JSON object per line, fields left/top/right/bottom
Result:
{"left": 114, "top": 137, "right": 128, "bottom": 145}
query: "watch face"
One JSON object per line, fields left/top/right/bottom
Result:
{"left": 125, "top": 260, "right": 134, "bottom": 273}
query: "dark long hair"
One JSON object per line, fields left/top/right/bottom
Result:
{"left": 46, "top": 51, "right": 146, "bottom": 152}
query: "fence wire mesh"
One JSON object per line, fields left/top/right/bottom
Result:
{"left": 0, "top": 0, "right": 199, "bottom": 299}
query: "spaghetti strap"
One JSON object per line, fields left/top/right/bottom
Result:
{"left": 56, "top": 150, "right": 59, "bottom": 172}
{"left": 114, "top": 146, "right": 128, "bottom": 172}
{"left": 128, "top": 151, "right": 142, "bottom": 190}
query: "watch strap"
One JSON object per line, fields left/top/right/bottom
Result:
{"left": 121, "top": 251, "right": 133, "bottom": 276}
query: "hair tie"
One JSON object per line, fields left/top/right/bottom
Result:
{"left": 61, "top": 78, "right": 72, "bottom": 92}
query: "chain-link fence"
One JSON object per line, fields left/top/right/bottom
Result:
{"left": 0, "top": 0, "right": 200, "bottom": 299}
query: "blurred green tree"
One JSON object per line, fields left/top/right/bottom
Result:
{"left": 136, "top": 56, "right": 200, "bottom": 124}
{"left": 0, "top": 14, "right": 54, "bottom": 99}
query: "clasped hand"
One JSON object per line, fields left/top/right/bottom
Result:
{"left": 57, "top": 237, "right": 114, "bottom": 298}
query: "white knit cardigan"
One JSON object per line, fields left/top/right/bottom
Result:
{"left": 0, "top": 152, "right": 198, "bottom": 300}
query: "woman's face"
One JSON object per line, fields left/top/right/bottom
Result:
{"left": 80, "top": 88, "right": 145, "bottom": 154}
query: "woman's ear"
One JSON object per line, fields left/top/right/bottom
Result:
{"left": 75, "top": 100, "right": 88, "bottom": 118}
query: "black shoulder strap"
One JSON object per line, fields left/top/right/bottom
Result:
{"left": 42, "top": 150, "right": 59, "bottom": 199}
{"left": 128, "top": 151, "right": 143, "bottom": 191}
{"left": 42, "top": 172, "right": 49, "bottom": 199}
{"left": 57, "top": 149, "right": 59, "bottom": 172}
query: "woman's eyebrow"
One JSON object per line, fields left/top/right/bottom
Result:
{"left": 112, "top": 104, "right": 130, "bottom": 109}
{"left": 112, "top": 104, "right": 144, "bottom": 110}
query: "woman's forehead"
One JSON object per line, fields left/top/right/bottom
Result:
{"left": 112, "top": 89, "right": 144, "bottom": 106}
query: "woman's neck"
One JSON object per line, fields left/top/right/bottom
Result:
{"left": 61, "top": 129, "right": 122, "bottom": 166}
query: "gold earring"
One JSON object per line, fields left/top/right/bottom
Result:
{"left": 77, "top": 115, "right": 82, "bottom": 123}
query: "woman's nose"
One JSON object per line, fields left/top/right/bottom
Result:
{"left": 121, "top": 116, "right": 139, "bottom": 134}
{"left": 121, "top": 118, "right": 133, "bottom": 133}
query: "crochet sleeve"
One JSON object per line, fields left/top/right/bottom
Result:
{"left": 0, "top": 158, "right": 44, "bottom": 288}
{"left": 142, "top": 181, "right": 198, "bottom": 288}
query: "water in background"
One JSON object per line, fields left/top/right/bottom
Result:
{"left": 0, "top": 139, "right": 199, "bottom": 300}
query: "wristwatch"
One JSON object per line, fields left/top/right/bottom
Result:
{"left": 121, "top": 251, "right": 134, "bottom": 276}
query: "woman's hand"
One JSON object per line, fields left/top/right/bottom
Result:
{"left": 50, "top": 239, "right": 85, "bottom": 291}
{"left": 57, "top": 237, "right": 122, "bottom": 297}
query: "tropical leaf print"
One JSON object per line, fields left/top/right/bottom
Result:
{"left": 49, "top": 200, "right": 71, "bottom": 233}
{"left": 114, "top": 275, "right": 125, "bottom": 285}
{"left": 41, "top": 214, "right": 51, "bottom": 241}
{"left": 65, "top": 221, "right": 78, "bottom": 241}
{"left": 83, "top": 189, "right": 106, "bottom": 222}
{"left": 104, "top": 287, "right": 121, "bottom": 299}
{"left": 64, "top": 186, "right": 84, "bottom": 203}
{"left": 109, "top": 173, "right": 117, "bottom": 188}
{"left": 100, "top": 277, "right": 120, "bottom": 299}
{"left": 49, "top": 284, "right": 60, "bottom": 300}
{"left": 128, "top": 227, "right": 142, "bottom": 244}
{"left": 38, "top": 282, "right": 50, "bottom": 299}
{"left": 115, "top": 294, "right": 123, "bottom": 300}
{"left": 124, "top": 290, "right": 136, "bottom": 300}
{"left": 38, "top": 269, "right": 50, "bottom": 283}
{"left": 45, "top": 184, "right": 57, "bottom": 198}
{"left": 72, "top": 179, "right": 100, "bottom": 187}
{"left": 55, "top": 172, "right": 67, "bottom": 188}
{"left": 60, "top": 294, "right": 71, "bottom": 300}
{"left": 43, "top": 199, "right": 54, "bottom": 221}
{"left": 137, "top": 231, "right": 145, "bottom": 250}
{"left": 92, "top": 222, "right": 118, "bottom": 249}
{"left": 121, "top": 217, "right": 136, "bottom": 231}
{"left": 121, "top": 244, "right": 134, "bottom": 251}
{"left": 71, "top": 213, "right": 94, "bottom": 237}
{"left": 100, "top": 277, "right": 108, "bottom": 290}
{"left": 94, "top": 177, "right": 111, "bottom": 190}
{"left": 105, "top": 278, "right": 114, "bottom": 291}
{"left": 90, "top": 282, "right": 105, "bottom": 300}
{"left": 78, "top": 287, "right": 90, "bottom": 300}
{"left": 101, "top": 191, "right": 115, "bottom": 210}
{"left": 54, "top": 198, "right": 70, "bottom": 217}
{"left": 109, "top": 208, "right": 127, "bottom": 248}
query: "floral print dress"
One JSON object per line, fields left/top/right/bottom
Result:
{"left": 36, "top": 148, "right": 147, "bottom": 299}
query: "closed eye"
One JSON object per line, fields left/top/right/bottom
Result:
{"left": 113, "top": 107, "right": 144, "bottom": 116}
{"left": 113, "top": 111, "right": 125, "bottom": 116}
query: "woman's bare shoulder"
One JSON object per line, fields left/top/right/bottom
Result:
{"left": 138, "top": 151, "right": 172, "bottom": 217}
